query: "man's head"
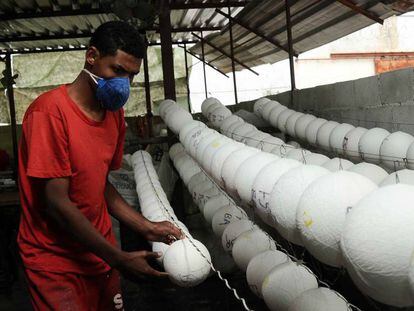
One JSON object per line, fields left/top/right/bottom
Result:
{"left": 85, "top": 21, "right": 147, "bottom": 81}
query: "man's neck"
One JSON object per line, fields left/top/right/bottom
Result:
{"left": 67, "top": 72, "right": 105, "bottom": 120}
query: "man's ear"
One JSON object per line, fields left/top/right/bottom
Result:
{"left": 85, "top": 46, "right": 100, "bottom": 66}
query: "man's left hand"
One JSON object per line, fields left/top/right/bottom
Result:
{"left": 146, "top": 221, "right": 184, "bottom": 244}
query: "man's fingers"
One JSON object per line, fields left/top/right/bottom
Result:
{"left": 144, "top": 251, "right": 163, "bottom": 259}
{"left": 146, "top": 267, "right": 169, "bottom": 278}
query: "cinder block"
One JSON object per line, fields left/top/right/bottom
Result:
{"left": 354, "top": 75, "right": 381, "bottom": 108}
{"left": 333, "top": 80, "right": 355, "bottom": 108}
{"left": 379, "top": 68, "right": 414, "bottom": 105}
{"left": 392, "top": 103, "right": 414, "bottom": 135}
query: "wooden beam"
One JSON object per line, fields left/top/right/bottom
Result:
{"left": 170, "top": 1, "right": 249, "bottom": 10}
{"left": 336, "top": 0, "right": 383, "bottom": 24}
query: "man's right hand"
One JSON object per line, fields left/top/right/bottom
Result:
{"left": 114, "top": 251, "right": 168, "bottom": 279}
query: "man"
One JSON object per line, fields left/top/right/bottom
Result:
{"left": 18, "top": 21, "right": 182, "bottom": 310}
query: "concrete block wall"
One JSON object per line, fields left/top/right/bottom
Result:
{"left": 233, "top": 67, "right": 414, "bottom": 135}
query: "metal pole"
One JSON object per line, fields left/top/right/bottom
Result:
{"left": 5, "top": 54, "right": 18, "bottom": 180}
{"left": 159, "top": 0, "right": 176, "bottom": 100}
{"left": 183, "top": 43, "right": 191, "bottom": 112}
{"left": 228, "top": 6, "right": 238, "bottom": 105}
{"left": 143, "top": 49, "right": 152, "bottom": 137}
{"left": 285, "top": 0, "right": 296, "bottom": 106}
{"left": 200, "top": 31, "right": 208, "bottom": 98}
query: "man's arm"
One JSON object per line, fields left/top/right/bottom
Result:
{"left": 44, "top": 177, "right": 167, "bottom": 278}
{"left": 104, "top": 181, "right": 182, "bottom": 244}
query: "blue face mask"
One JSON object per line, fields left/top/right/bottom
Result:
{"left": 83, "top": 69, "right": 130, "bottom": 111}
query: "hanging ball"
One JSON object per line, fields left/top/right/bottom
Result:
{"left": 262, "top": 262, "right": 318, "bottom": 311}
{"left": 285, "top": 112, "right": 304, "bottom": 137}
{"left": 277, "top": 109, "right": 295, "bottom": 133}
{"left": 221, "top": 219, "right": 257, "bottom": 253}
{"left": 269, "top": 165, "right": 329, "bottom": 246}
{"left": 262, "top": 100, "right": 281, "bottom": 122}
{"left": 304, "top": 153, "right": 330, "bottom": 166}
{"left": 305, "top": 118, "right": 327, "bottom": 146}
{"left": 211, "top": 205, "right": 248, "bottom": 237}
{"left": 210, "top": 142, "right": 244, "bottom": 186}
{"left": 203, "top": 195, "right": 235, "bottom": 224}
{"left": 322, "top": 157, "right": 354, "bottom": 172}
{"left": 347, "top": 162, "right": 388, "bottom": 185}
{"left": 246, "top": 250, "right": 290, "bottom": 297}
{"left": 343, "top": 127, "right": 367, "bottom": 162}
{"left": 233, "top": 152, "right": 280, "bottom": 203}
{"left": 201, "top": 97, "right": 221, "bottom": 115}
{"left": 288, "top": 288, "right": 350, "bottom": 311}
{"left": 358, "top": 127, "right": 390, "bottom": 164}
{"left": 163, "top": 238, "right": 211, "bottom": 287}
{"left": 220, "top": 115, "right": 243, "bottom": 136}
{"left": 252, "top": 159, "right": 302, "bottom": 225}
{"left": 284, "top": 148, "right": 311, "bottom": 162}
{"left": 269, "top": 105, "right": 288, "bottom": 128}
{"left": 295, "top": 114, "right": 316, "bottom": 142}
{"left": 380, "top": 131, "right": 414, "bottom": 170}
{"left": 297, "top": 171, "right": 377, "bottom": 267}
{"left": 316, "top": 121, "right": 339, "bottom": 151}
{"left": 329, "top": 123, "right": 355, "bottom": 154}
{"left": 340, "top": 184, "right": 414, "bottom": 307}
{"left": 253, "top": 97, "right": 271, "bottom": 116}
{"left": 260, "top": 135, "right": 285, "bottom": 153}
{"left": 232, "top": 228, "right": 277, "bottom": 271}
{"left": 379, "top": 169, "right": 414, "bottom": 186}
{"left": 209, "top": 106, "right": 232, "bottom": 128}
{"left": 169, "top": 143, "right": 185, "bottom": 160}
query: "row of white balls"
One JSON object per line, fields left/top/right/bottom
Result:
{"left": 130, "top": 150, "right": 211, "bottom": 287}
{"left": 170, "top": 143, "right": 350, "bottom": 311}
{"left": 202, "top": 97, "right": 414, "bottom": 187}
{"left": 176, "top": 116, "right": 414, "bottom": 308}
{"left": 254, "top": 97, "right": 414, "bottom": 171}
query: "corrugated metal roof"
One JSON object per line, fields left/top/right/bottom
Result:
{"left": 190, "top": 0, "right": 414, "bottom": 73}
{"left": 0, "top": 0, "right": 248, "bottom": 53}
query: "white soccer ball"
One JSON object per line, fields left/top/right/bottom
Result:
{"left": 277, "top": 109, "right": 295, "bottom": 133}
{"left": 259, "top": 135, "right": 285, "bottom": 153}
{"left": 316, "top": 121, "right": 339, "bottom": 151}
{"left": 220, "top": 115, "right": 243, "bottom": 136}
{"left": 233, "top": 152, "right": 280, "bottom": 203}
{"left": 211, "top": 205, "right": 248, "bottom": 237}
{"left": 210, "top": 143, "right": 244, "bottom": 186}
{"left": 296, "top": 171, "right": 377, "bottom": 267}
{"left": 269, "top": 105, "right": 288, "bottom": 128}
{"left": 209, "top": 106, "right": 232, "bottom": 128}
{"left": 201, "top": 97, "right": 221, "bottom": 115}
{"left": 285, "top": 112, "right": 304, "bottom": 137}
{"left": 288, "top": 288, "right": 350, "bottom": 311}
{"left": 253, "top": 97, "right": 271, "bottom": 116}
{"left": 305, "top": 118, "right": 327, "bottom": 146}
{"left": 163, "top": 238, "right": 211, "bottom": 287}
{"left": 343, "top": 127, "right": 367, "bottom": 162}
{"left": 295, "top": 114, "right": 316, "bottom": 142}
{"left": 232, "top": 228, "right": 277, "bottom": 271}
{"left": 379, "top": 169, "right": 414, "bottom": 186}
{"left": 347, "top": 162, "right": 388, "bottom": 185}
{"left": 262, "top": 262, "right": 318, "bottom": 311}
{"left": 246, "top": 250, "right": 290, "bottom": 297}
{"left": 358, "top": 127, "right": 390, "bottom": 164}
{"left": 284, "top": 148, "right": 312, "bottom": 162}
{"left": 221, "top": 219, "right": 257, "bottom": 253}
{"left": 304, "top": 153, "right": 330, "bottom": 166}
{"left": 203, "top": 195, "right": 235, "bottom": 224}
{"left": 340, "top": 184, "right": 414, "bottom": 307}
{"left": 380, "top": 131, "right": 414, "bottom": 170}
{"left": 329, "top": 123, "right": 355, "bottom": 154}
{"left": 322, "top": 157, "right": 354, "bottom": 172}
{"left": 252, "top": 159, "right": 302, "bottom": 225}
{"left": 262, "top": 100, "right": 280, "bottom": 122}
{"left": 269, "top": 165, "right": 330, "bottom": 245}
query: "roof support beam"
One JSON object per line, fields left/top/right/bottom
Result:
{"left": 336, "top": 0, "right": 383, "bottom": 24}
{"left": 0, "top": 8, "right": 106, "bottom": 21}
{"left": 179, "top": 45, "right": 229, "bottom": 78}
{"left": 191, "top": 32, "right": 259, "bottom": 76}
{"left": 170, "top": 1, "right": 249, "bottom": 10}
{"left": 215, "top": 9, "right": 297, "bottom": 56}
{"left": 285, "top": 0, "right": 297, "bottom": 105}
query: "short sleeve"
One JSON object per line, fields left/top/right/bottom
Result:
{"left": 23, "top": 111, "right": 72, "bottom": 178}
{"left": 109, "top": 112, "right": 126, "bottom": 171}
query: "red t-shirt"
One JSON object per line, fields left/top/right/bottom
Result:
{"left": 18, "top": 84, "right": 126, "bottom": 275}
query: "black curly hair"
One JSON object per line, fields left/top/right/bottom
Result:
{"left": 89, "top": 21, "right": 147, "bottom": 59}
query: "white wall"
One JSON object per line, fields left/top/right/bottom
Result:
{"left": 188, "top": 13, "right": 414, "bottom": 112}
